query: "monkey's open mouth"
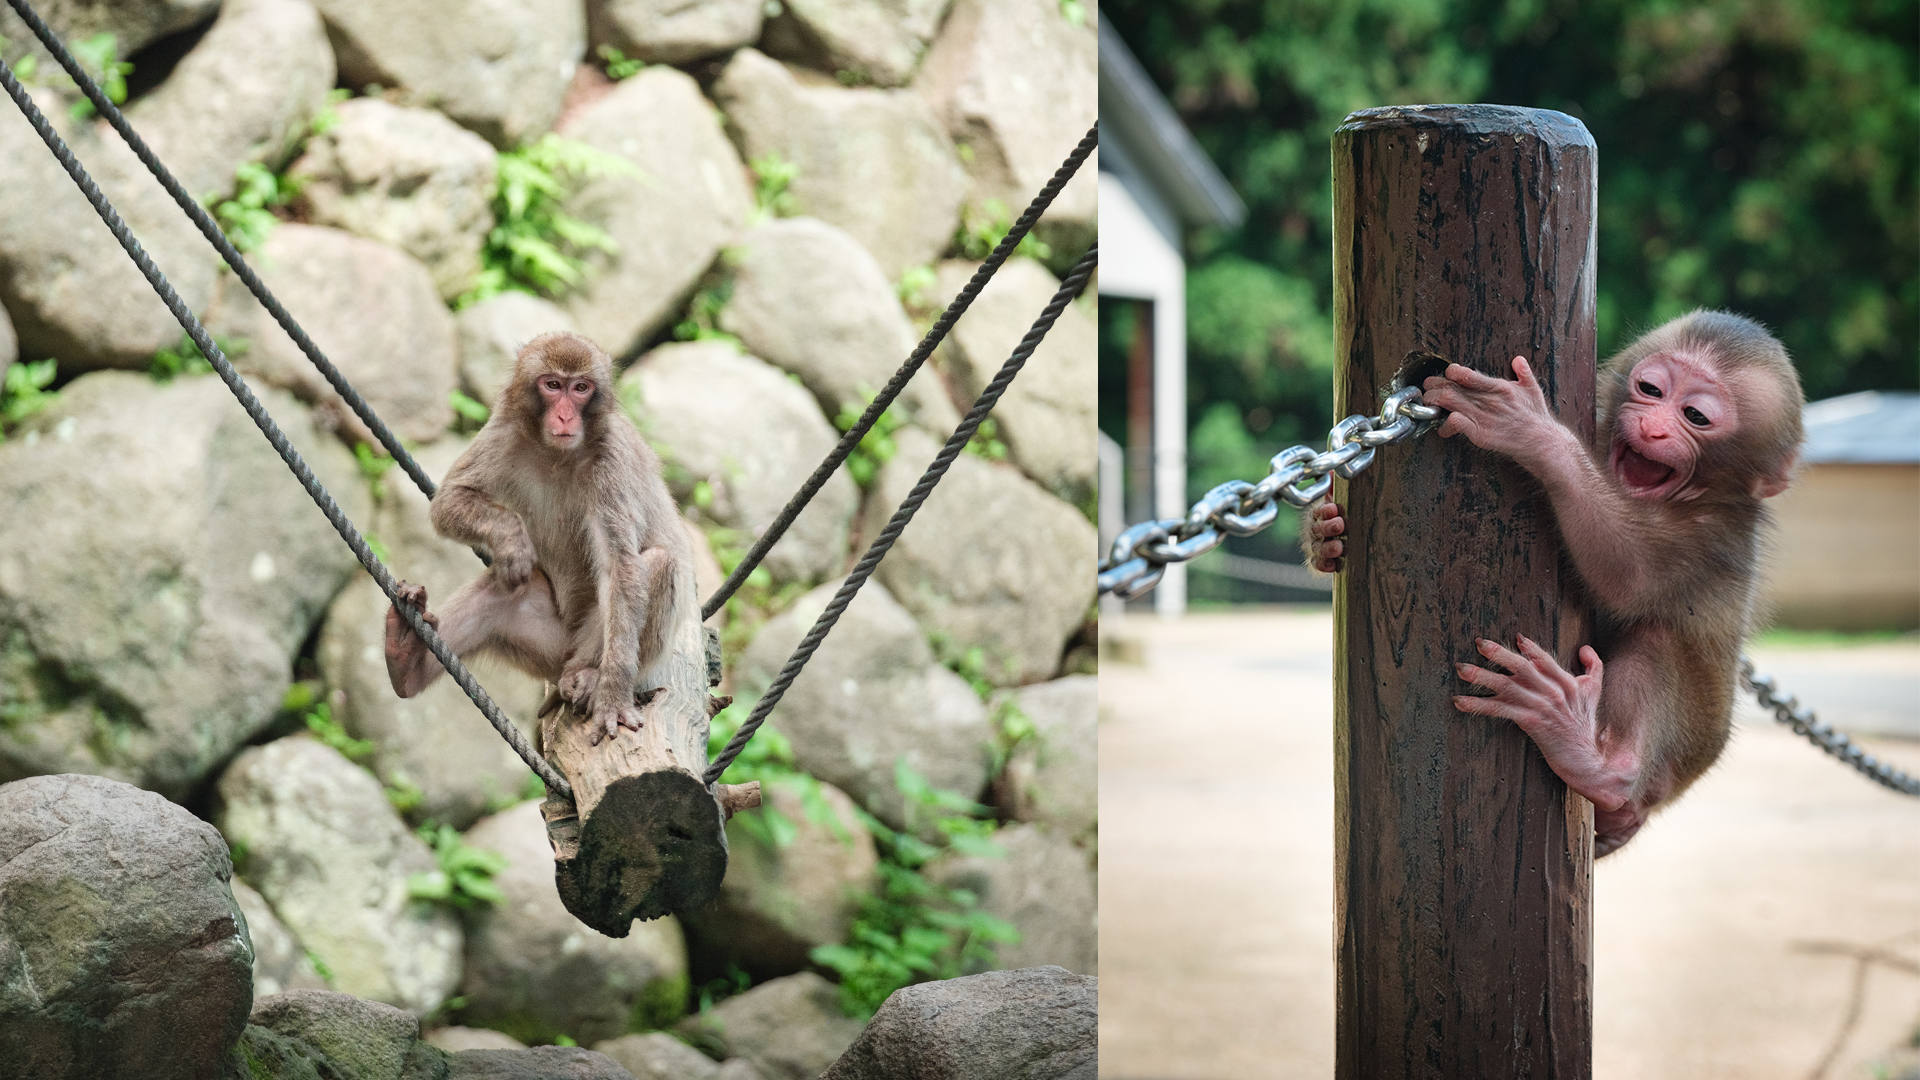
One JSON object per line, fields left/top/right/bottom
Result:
{"left": 1612, "top": 441, "right": 1674, "bottom": 495}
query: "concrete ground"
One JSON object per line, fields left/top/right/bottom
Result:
{"left": 1098, "top": 608, "right": 1920, "bottom": 1080}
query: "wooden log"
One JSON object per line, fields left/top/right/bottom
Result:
{"left": 1331, "top": 104, "right": 1598, "bottom": 1077}
{"left": 537, "top": 573, "right": 750, "bottom": 937}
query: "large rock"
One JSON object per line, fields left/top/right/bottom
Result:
{"left": 717, "top": 217, "right": 955, "bottom": 431}
{"left": 0, "top": 83, "right": 219, "bottom": 369}
{"left": 234, "top": 878, "right": 329, "bottom": 997}
{"left": 990, "top": 675, "right": 1095, "bottom": 843}
{"left": 221, "top": 1024, "right": 333, "bottom": 1080}
{"left": 864, "top": 428, "right": 1094, "bottom": 686}
{"left": 713, "top": 49, "right": 966, "bottom": 279}
{"left": 933, "top": 258, "right": 1095, "bottom": 504}
{"left": 248, "top": 989, "right": 447, "bottom": 1080}
{"left": 447, "top": 1046, "right": 636, "bottom": 1079}
{"left": 682, "top": 778, "right": 878, "bottom": 979}
{"left": 925, "top": 823, "right": 1094, "bottom": 975}
{"left": 676, "top": 972, "right": 865, "bottom": 1080}
{"left": 739, "top": 579, "right": 991, "bottom": 832}
{"left": 557, "top": 66, "right": 753, "bottom": 358}
{"left": 821, "top": 966, "right": 1096, "bottom": 1080}
{"left": 914, "top": 0, "right": 1098, "bottom": 255}
{"left": 592, "top": 1031, "right": 720, "bottom": 1080}
{"left": 129, "top": 0, "right": 337, "bottom": 202}
{"left": 205, "top": 223, "right": 459, "bottom": 444}
{"left": 588, "top": 0, "right": 762, "bottom": 64}
{"left": 427, "top": 1027, "right": 527, "bottom": 1053}
{"left": 0, "top": 774, "right": 253, "bottom": 1080}
{"left": 290, "top": 98, "right": 499, "bottom": 302}
{"left": 760, "top": 0, "right": 952, "bottom": 88}
{"left": 0, "top": 373, "right": 367, "bottom": 798}
{"left": 453, "top": 293, "right": 579, "bottom": 411}
{"left": 621, "top": 342, "right": 855, "bottom": 585}
{"left": 0, "top": 299, "right": 15, "bottom": 380}
{"left": 310, "top": 0, "right": 584, "bottom": 148}
{"left": 0, "top": 0, "right": 220, "bottom": 74}
{"left": 319, "top": 438, "right": 548, "bottom": 832}
{"left": 217, "top": 736, "right": 465, "bottom": 1016}
{"left": 458, "top": 800, "right": 688, "bottom": 1047}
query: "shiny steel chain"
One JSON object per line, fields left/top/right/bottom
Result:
{"left": 1739, "top": 658, "right": 1920, "bottom": 796}
{"left": 1097, "top": 386, "right": 1441, "bottom": 599}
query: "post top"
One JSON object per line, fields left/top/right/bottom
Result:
{"left": 1336, "top": 104, "right": 1595, "bottom": 149}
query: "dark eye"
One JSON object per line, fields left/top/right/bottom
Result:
{"left": 1683, "top": 406, "right": 1709, "bottom": 427}
{"left": 574, "top": 381, "right": 592, "bottom": 394}
{"left": 1637, "top": 380, "right": 1662, "bottom": 398}
{"left": 543, "top": 378, "right": 561, "bottom": 390}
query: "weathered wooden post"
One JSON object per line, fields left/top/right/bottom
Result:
{"left": 1331, "top": 105, "right": 1598, "bottom": 1076}
{"left": 539, "top": 560, "right": 758, "bottom": 936}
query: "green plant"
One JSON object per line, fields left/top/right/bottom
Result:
{"left": 304, "top": 949, "right": 334, "bottom": 985}
{"left": 596, "top": 44, "right": 644, "bottom": 80}
{"left": 213, "top": 162, "right": 300, "bottom": 253}
{"left": 706, "top": 696, "right": 849, "bottom": 849}
{"left": 307, "top": 87, "right": 352, "bottom": 136}
{"left": 987, "top": 696, "right": 1038, "bottom": 776}
{"left": 449, "top": 388, "right": 490, "bottom": 434}
{"left": 150, "top": 332, "right": 248, "bottom": 382}
{"left": 407, "top": 821, "right": 509, "bottom": 909}
{"left": 953, "top": 200, "right": 1051, "bottom": 263}
{"left": 701, "top": 525, "right": 808, "bottom": 657}
{"left": 962, "top": 416, "right": 1008, "bottom": 462}
{"left": 672, "top": 281, "right": 742, "bottom": 346}
{"left": 66, "top": 33, "right": 130, "bottom": 120}
{"left": 809, "top": 761, "right": 1018, "bottom": 1017}
{"left": 832, "top": 393, "right": 908, "bottom": 488}
{"left": 385, "top": 776, "right": 424, "bottom": 813}
{"left": 928, "top": 631, "right": 1015, "bottom": 699}
{"left": 355, "top": 443, "right": 397, "bottom": 483}
{"left": 459, "top": 135, "right": 637, "bottom": 308}
{"left": 749, "top": 151, "right": 800, "bottom": 222}
{"left": 1059, "top": 0, "right": 1088, "bottom": 27}
{"left": 304, "top": 703, "right": 375, "bottom": 765}
{"left": 1, "top": 358, "right": 58, "bottom": 431}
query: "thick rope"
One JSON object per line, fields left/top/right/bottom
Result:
{"left": 0, "top": 56, "right": 570, "bottom": 799}
{"left": 700, "top": 125, "right": 1100, "bottom": 621}
{"left": 5, "top": 0, "right": 442, "bottom": 503}
{"left": 706, "top": 241, "right": 1099, "bottom": 784}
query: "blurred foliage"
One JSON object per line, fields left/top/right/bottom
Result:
{"left": 214, "top": 161, "right": 301, "bottom": 253}
{"left": 596, "top": 44, "right": 645, "bottom": 80}
{"left": 407, "top": 821, "right": 508, "bottom": 910}
{"left": 832, "top": 392, "right": 907, "bottom": 488}
{"left": 749, "top": 151, "right": 802, "bottom": 223}
{"left": 1, "top": 358, "right": 59, "bottom": 432}
{"left": 459, "top": 135, "right": 635, "bottom": 308}
{"left": 65, "top": 32, "right": 130, "bottom": 120}
{"left": 1104, "top": 0, "right": 1918, "bottom": 513}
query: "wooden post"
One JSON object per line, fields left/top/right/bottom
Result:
{"left": 1331, "top": 105, "right": 1598, "bottom": 1077}
{"left": 538, "top": 563, "right": 760, "bottom": 937}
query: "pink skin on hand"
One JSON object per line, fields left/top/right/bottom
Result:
{"left": 1454, "top": 634, "right": 1637, "bottom": 814}
{"left": 1306, "top": 502, "right": 1345, "bottom": 572}
{"left": 540, "top": 375, "right": 595, "bottom": 448}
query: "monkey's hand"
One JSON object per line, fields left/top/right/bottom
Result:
{"left": 1421, "top": 358, "right": 1563, "bottom": 465}
{"left": 1304, "top": 502, "right": 1347, "bottom": 573}
{"left": 383, "top": 582, "right": 439, "bottom": 698}
{"left": 489, "top": 525, "right": 537, "bottom": 591}
{"left": 1454, "top": 635, "right": 1636, "bottom": 813}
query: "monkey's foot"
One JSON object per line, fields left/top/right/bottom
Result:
{"left": 585, "top": 703, "right": 643, "bottom": 746}
{"left": 559, "top": 666, "right": 599, "bottom": 709}
{"left": 383, "top": 581, "right": 439, "bottom": 697}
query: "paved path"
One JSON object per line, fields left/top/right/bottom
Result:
{"left": 1098, "top": 609, "right": 1920, "bottom": 1080}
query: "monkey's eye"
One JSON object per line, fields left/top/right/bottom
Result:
{"left": 543, "top": 378, "right": 562, "bottom": 391}
{"left": 573, "top": 381, "right": 592, "bottom": 395}
{"left": 1683, "top": 406, "right": 1709, "bottom": 427}
{"left": 1637, "top": 380, "right": 1662, "bottom": 398}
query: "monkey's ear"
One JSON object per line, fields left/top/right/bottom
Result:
{"left": 1751, "top": 451, "right": 1797, "bottom": 499}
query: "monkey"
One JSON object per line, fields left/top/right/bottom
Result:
{"left": 1306, "top": 310, "right": 1803, "bottom": 854}
{"left": 383, "top": 331, "right": 692, "bottom": 746}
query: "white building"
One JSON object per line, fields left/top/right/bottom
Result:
{"left": 1098, "top": 18, "right": 1244, "bottom": 616}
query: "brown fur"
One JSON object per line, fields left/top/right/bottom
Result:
{"left": 383, "top": 332, "right": 692, "bottom": 744}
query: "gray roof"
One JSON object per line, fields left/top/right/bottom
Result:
{"left": 1801, "top": 391, "right": 1920, "bottom": 464}
{"left": 1098, "top": 19, "right": 1246, "bottom": 229}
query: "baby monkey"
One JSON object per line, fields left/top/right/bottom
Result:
{"left": 384, "top": 331, "right": 691, "bottom": 746}
{"left": 1308, "top": 311, "right": 1802, "bottom": 854}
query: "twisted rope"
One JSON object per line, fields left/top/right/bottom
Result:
{"left": 4, "top": 0, "right": 443, "bottom": 504}
{"left": 0, "top": 54, "right": 569, "bottom": 798}
{"left": 706, "top": 241, "right": 1099, "bottom": 784}
{"left": 700, "top": 124, "right": 1099, "bottom": 620}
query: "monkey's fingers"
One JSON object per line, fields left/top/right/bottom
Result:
{"left": 1311, "top": 555, "right": 1343, "bottom": 574}
{"left": 1307, "top": 512, "right": 1346, "bottom": 542}
{"left": 1513, "top": 635, "right": 1580, "bottom": 698}
{"left": 1578, "top": 645, "right": 1603, "bottom": 678}
{"left": 1452, "top": 692, "right": 1535, "bottom": 724}
{"left": 1473, "top": 636, "right": 1529, "bottom": 675}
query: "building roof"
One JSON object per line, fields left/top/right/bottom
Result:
{"left": 1097, "top": 19, "right": 1245, "bottom": 230}
{"left": 1801, "top": 391, "right": 1920, "bottom": 464}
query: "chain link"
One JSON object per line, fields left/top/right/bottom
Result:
{"left": 1739, "top": 658, "right": 1920, "bottom": 796}
{"left": 1097, "top": 387, "right": 1441, "bottom": 599}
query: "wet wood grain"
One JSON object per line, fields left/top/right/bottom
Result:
{"left": 1331, "top": 104, "right": 1598, "bottom": 1080}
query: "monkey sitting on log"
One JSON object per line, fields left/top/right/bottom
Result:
{"left": 1308, "top": 310, "right": 1803, "bottom": 855}
{"left": 383, "top": 331, "right": 692, "bottom": 747}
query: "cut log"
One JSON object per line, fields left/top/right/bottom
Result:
{"left": 538, "top": 567, "right": 743, "bottom": 937}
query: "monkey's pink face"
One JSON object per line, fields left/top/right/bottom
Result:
{"left": 1608, "top": 350, "right": 1737, "bottom": 501}
{"left": 538, "top": 373, "right": 595, "bottom": 449}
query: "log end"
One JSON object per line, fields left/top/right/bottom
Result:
{"left": 548, "top": 767, "right": 729, "bottom": 937}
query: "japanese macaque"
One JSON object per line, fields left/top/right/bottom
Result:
{"left": 1307, "top": 310, "right": 1803, "bottom": 854}
{"left": 384, "top": 332, "right": 691, "bottom": 745}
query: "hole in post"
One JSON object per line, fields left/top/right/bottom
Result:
{"left": 1393, "top": 351, "right": 1450, "bottom": 392}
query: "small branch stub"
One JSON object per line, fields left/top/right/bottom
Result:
{"left": 715, "top": 782, "right": 761, "bottom": 820}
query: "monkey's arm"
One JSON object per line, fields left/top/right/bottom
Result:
{"left": 1423, "top": 360, "right": 1679, "bottom": 616}
{"left": 430, "top": 482, "right": 537, "bottom": 588}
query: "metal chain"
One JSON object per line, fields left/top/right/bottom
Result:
{"left": 1740, "top": 658, "right": 1920, "bottom": 796}
{"left": 1097, "top": 386, "right": 1441, "bottom": 599}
